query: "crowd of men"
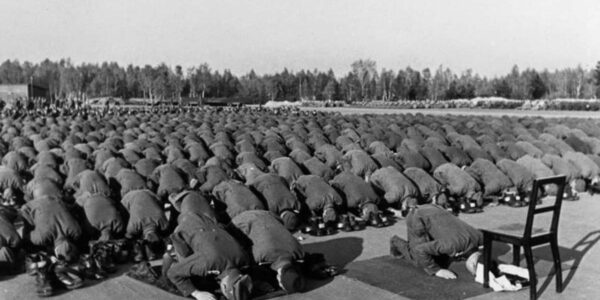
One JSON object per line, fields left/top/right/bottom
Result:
{"left": 1, "top": 102, "right": 600, "bottom": 299}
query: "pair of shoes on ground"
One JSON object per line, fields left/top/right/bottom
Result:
{"left": 362, "top": 211, "right": 392, "bottom": 228}
{"left": 336, "top": 214, "right": 366, "bottom": 232}
{"left": 26, "top": 252, "right": 83, "bottom": 297}
{"left": 301, "top": 217, "right": 336, "bottom": 236}
{"left": 132, "top": 239, "right": 163, "bottom": 262}
{"left": 459, "top": 200, "right": 483, "bottom": 214}
{"left": 76, "top": 241, "right": 118, "bottom": 280}
{"left": 499, "top": 194, "right": 528, "bottom": 208}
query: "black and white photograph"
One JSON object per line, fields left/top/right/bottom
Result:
{"left": 0, "top": 0, "right": 599, "bottom": 299}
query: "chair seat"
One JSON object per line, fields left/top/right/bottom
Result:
{"left": 483, "top": 229, "right": 554, "bottom": 246}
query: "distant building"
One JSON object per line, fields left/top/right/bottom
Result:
{"left": 0, "top": 83, "right": 49, "bottom": 105}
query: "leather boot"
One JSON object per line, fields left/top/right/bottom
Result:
{"left": 132, "top": 240, "right": 145, "bottom": 262}
{"left": 26, "top": 253, "right": 54, "bottom": 297}
{"left": 301, "top": 217, "right": 319, "bottom": 235}
{"left": 77, "top": 254, "right": 106, "bottom": 280}
{"left": 144, "top": 240, "right": 164, "bottom": 261}
{"left": 369, "top": 213, "right": 384, "bottom": 228}
{"left": 348, "top": 215, "right": 365, "bottom": 231}
{"left": 336, "top": 214, "right": 352, "bottom": 232}
{"left": 324, "top": 221, "right": 337, "bottom": 235}
{"left": 53, "top": 260, "right": 84, "bottom": 290}
{"left": 314, "top": 217, "right": 326, "bottom": 236}
{"left": 107, "top": 239, "right": 130, "bottom": 264}
{"left": 93, "top": 243, "right": 117, "bottom": 273}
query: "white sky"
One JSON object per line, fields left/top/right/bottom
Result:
{"left": 1, "top": 0, "right": 599, "bottom": 77}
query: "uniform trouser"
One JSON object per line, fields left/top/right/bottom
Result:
{"left": 390, "top": 235, "right": 451, "bottom": 271}
{"left": 167, "top": 252, "right": 222, "bottom": 297}
{"left": 0, "top": 247, "right": 16, "bottom": 275}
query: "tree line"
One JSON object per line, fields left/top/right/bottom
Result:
{"left": 0, "top": 58, "right": 599, "bottom": 102}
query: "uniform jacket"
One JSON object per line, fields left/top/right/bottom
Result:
{"left": 406, "top": 204, "right": 483, "bottom": 275}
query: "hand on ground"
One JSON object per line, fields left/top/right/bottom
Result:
{"left": 435, "top": 269, "right": 457, "bottom": 279}
{"left": 191, "top": 290, "right": 216, "bottom": 300}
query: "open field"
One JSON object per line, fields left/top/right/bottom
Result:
{"left": 302, "top": 107, "right": 600, "bottom": 119}
{"left": 2, "top": 106, "right": 600, "bottom": 300}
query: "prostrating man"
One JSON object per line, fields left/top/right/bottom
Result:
{"left": 166, "top": 210, "right": 252, "bottom": 300}
{"left": 121, "top": 189, "right": 169, "bottom": 261}
{"left": 229, "top": 210, "right": 306, "bottom": 294}
{"left": 20, "top": 195, "right": 84, "bottom": 291}
{"left": 389, "top": 203, "right": 482, "bottom": 279}
{"left": 0, "top": 206, "right": 21, "bottom": 275}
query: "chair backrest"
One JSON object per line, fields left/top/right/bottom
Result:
{"left": 524, "top": 175, "right": 566, "bottom": 239}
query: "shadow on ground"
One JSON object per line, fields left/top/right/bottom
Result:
{"left": 300, "top": 237, "right": 364, "bottom": 293}
{"left": 533, "top": 230, "right": 600, "bottom": 297}
{"left": 302, "top": 236, "right": 364, "bottom": 269}
{"left": 55, "top": 262, "right": 136, "bottom": 297}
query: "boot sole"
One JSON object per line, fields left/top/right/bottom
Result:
{"left": 64, "top": 281, "right": 84, "bottom": 290}
{"left": 37, "top": 288, "right": 53, "bottom": 297}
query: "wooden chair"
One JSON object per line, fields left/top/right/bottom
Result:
{"left": 482, "top": 175, "right": 566, "bottom": 300}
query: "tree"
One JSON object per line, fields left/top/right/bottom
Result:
{"left": 171, "top": 65, "right": 184, "bottom": 104}
{"left": 189, "top": 63, "right": 212, "bottom": 99}
{"left": 393, "top": 70, "right": 408, "bottom": 100}
{"left": 323, "top": 79, "right": 337, "bottom": 100}
{"left": 351, "top": 59, "right": 377, "bottom": 100}
{"left": 493, "top": 79, "right": 512, "bottom": 98}
{"left": 377, "top": 68, "right": 395, "bottom": 101}
{"left": 528, "top": 71, "right": 547, "bottom": 99}
{"left": 125, "top": 64, "right": 142, "bottom": 98}
{"left": 340, "top": 72, "right": 360, "bottom": 102}
{"left": 594, "top": 61, "right": 600, "bottom": 98}
{"left": 429, "top": 65, "right": 450, "bottom": 101}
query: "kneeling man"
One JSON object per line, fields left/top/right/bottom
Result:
{"left": 390, "top": 203, "right": 482, "bottom": 279}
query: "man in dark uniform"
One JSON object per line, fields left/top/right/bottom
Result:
{"left": 150, "top": 164, "right": 188, "bottom": 202}
{"left": 434, "top": 163, "right": 483, "bottom": 213}
{"left": 76, "top": 193, "right": 125, "bottom": 241}
{"left": 212, "top": 180, "right": 266, "bottom": 221}
{"left": 71, "top": 170, "right": 112, "bottom": 199}
{"left": 20, "top": 195, "right": 84, "bottom": 290}
{"left": 238, "top": 164, "right": 301, "bottom": 231}
{"left": 114, "top": 168, "right": 148, "bottom": 198}
{"left": 330, "top": 171, "right": 385, "bottom": 227}
{"left": 0, "top": 206, "right": 21, "bottom": 275}
{"left": 291, "top": 174, "right": 343, "bottom": 231}
{"left": 0, "top": 166, "right": 25, "bottom": 205}
{"left": 166, "top": 210, "right": 252, "bottom": 300}
{"left": 389, "top": 204, "right": 483, "bottom": 279}
{"left": 121, "top": 189, "right": 169, "bottom": 261}
{"left": 230, "top": 210, "right": 306, "bottom": 294}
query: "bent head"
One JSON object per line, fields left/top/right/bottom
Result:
{"left": 573, "top": 179, "right": 586, "bottom": 193}
{"left": 433, "top": 189, "right": 449, "bottom": 206}
{"left": 400, "top": 197, "right": 419, "bottom": 217}
{"left": 54, "top": 240, "right": 78, "bottom": 262}
{"left": 280, "top": 211, "right": 299, "bottom": 231}
{"left": 273, "top": 259, "right": 306, "bottom": 294}
{"left": 322, "top": 206, "right": 337, "bottom": 223}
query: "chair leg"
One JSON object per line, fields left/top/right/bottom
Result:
{"left": 483, "top": 235, "right": 492, "bottom": 288}
{"left": 524, "top": 246, "right": 537, "bottom": 300}
{"left": 512, "top": 244, "right": 520, "bottom": 266}
{"left": 550, "top": 236, "right": 563, "bottom": 293}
